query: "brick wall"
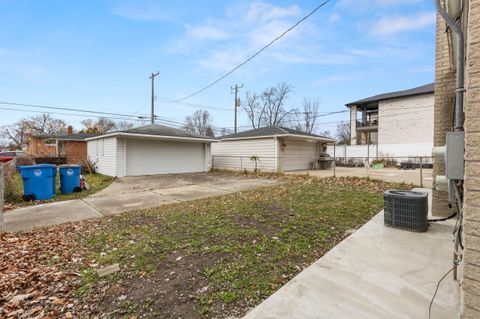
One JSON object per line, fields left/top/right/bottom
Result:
{"left": 26, "top": 137, "right": 56, "bottom": 156}
{"left": 432, "top": 6, "right": 456, "bottom": 217}
{"left": 61, "top": 141, "right": 88, "bottom": 165}
{"left": 462, "top": 0, "right": 480, "bottom": 317}
{"left": 378, "top": 94, "right": 434, "bottom": 145}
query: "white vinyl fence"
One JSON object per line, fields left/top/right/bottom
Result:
{"left": 327, "top": 143, "right": 433, "bottom": 164}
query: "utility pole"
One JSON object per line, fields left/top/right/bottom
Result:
{"left": 231, "top": 84, "right": 243, "bottom": 133}
{"left": 150, "top": 71, "right": 160, "bottom": 124}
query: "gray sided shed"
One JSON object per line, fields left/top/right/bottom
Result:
{"left": 211, "top": 126, "right": 334, "bottom": 172}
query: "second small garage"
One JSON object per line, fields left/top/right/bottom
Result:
{"left": 87, "top": 124, "right": 216, "bottom": 177}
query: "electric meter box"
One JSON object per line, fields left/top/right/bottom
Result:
{"left": 445, "top": 131, "right": 464, "bottom": 180}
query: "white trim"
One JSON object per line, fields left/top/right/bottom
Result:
{"left": 204, "top": 143, "right": 208, "bottom": 171}
{"left": 221, "top": 134, "right": 335, "bottom": 143}
{"left": 274, "top": 137, "right": 279, "bottom": 172}
{"left": 86, "top": 132, "right": 217, "bottom": 143}
{"left": 123, "top": 137, "right": 127, "bottom": 177}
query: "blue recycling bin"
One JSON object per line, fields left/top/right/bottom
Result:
{"left": 36, "top": 164, "right": 57, "bottom": 195}
{"left": 17, "top": 164, "right": 57, "bottom": 200}
{"left": 59, "top": 165, "right": 81, "bottom": 194}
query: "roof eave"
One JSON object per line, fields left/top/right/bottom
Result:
{"left": 85, "top": 132, "right": 218, "bottom": 142}
{"left": 220, "top": 134, "right": 335, "bottom": 142}
{"left": 345, "top": 90, "right": 434, "bottom": 107}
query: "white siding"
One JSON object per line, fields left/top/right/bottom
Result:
{"left": 378, "top": 94, "right": 434, "bottom": 145}
{"left": 204, "top": 143, "right": 211, "bottom": 171}
{"left": 278, "top": 138, "right": 320, "bottom": 171}
{"left": 116, "top": 137, "right": 126, "bottom": 177}
{"left": 125, "top": 138, "right": 206, "bottom": 176}
{"left": 211, "top": 138, "right": 277, "bottom": 171}
{"left": 87, "top": 137, "right": 117, "bottom": 176}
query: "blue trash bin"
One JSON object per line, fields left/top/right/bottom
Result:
{"left": 59, "top": 165, "right": 81, "bottom": 194}
{"left": 36, "top": 164, "right": 57, "bottom": 195}
{"left": 17, "top": 164, "right": 57, "bottom": 200}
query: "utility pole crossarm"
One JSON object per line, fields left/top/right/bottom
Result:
{"left": 150, "top": 71, "right": 160, "bottom": 124}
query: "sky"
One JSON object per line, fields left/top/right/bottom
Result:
{"left": 0, "top": 0, "right": 436, "bottom": 136}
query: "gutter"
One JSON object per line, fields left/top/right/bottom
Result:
{"left": 220, "top": 134, "right": 335, "bottom": 143}
{"left": 435, "top": 0, "right": 465, "bottom": 131}
{"left": 85, "top": 132, "right": 218, "bottom": 143}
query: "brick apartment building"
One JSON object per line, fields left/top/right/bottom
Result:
{"left": 433, "top": 0, "right": 480, "bottom": 317}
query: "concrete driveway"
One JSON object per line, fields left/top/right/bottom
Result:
{"left": 4, "top": 173, "right": 278, "bottom": 232}
{"left": 288, "top": 167, "right": 433, "bottom": 188}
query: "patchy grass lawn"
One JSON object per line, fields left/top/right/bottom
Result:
{"left": 4, "top": 172, "right": 114, "bottom": 208}
{"left": 0, "top": 175, "right": 411, "bottom": 319}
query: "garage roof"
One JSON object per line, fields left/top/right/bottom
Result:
{"left": 221, "top": 126, "right": 335, "bottom": 142}
{"left": 85, "top": 124, "right": 217, "bottom": 142}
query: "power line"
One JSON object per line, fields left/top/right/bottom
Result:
{"left": 167, "top": 0, "right": 333, "bottom": 103}
{"left": 0, "top": 98, "right": 434, "bottom": 134}
{"left": 0, "top": 106, "right": 147, "bottom": 122}
{"left": 157, "top": 97, "right": 232, "bottom": 111}
{"left": 0, "top": 101, "right": 145, "bottom": 120}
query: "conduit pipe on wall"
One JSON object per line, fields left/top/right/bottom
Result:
{"left": 435, "top": 0, "right": 465, "bottom": 131}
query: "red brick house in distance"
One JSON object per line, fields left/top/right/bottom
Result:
{"left": 27, "top": 126, "right": 99, "bottom": 165}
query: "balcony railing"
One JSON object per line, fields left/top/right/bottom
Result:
{"left": 356, "top": 119, "right": 378, "bottom": 128}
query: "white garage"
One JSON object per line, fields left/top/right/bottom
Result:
{"left": 211, "top": 126, "right": 334, "bottom": 172}
{"left": 86, "top": 124, "right": 216, "bottom": 177}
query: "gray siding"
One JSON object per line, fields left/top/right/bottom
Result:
{"left": 211, "top": 138, "right": 278, "bottom": 171}
{"left": 278, "top": 139, "right": 319, "bottom": 171}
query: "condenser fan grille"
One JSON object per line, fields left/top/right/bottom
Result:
{"left": 384, "top": 190, "right": 428, "bottom": 232}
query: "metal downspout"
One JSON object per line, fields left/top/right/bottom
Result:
{"left": 435, "top": 0, "right": 465, "bottom": 131}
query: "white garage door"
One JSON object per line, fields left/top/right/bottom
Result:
{"left": 126, "top": 138, "right": 206, "bottom": 176}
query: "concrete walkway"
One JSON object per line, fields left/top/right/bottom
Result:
{"left": 288, "top": 167, "right": 433, "bottom": 188}
{"left": 4, "top": 174, "right": 278, "bottom": 232}
{"left": 243, "top": 189, "right": 459, "bottom": 319}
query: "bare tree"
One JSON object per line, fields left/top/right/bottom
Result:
{"left": 23, "top": 114, "right": 67, "bottom": 135}
{"left": 0, "top": 114, "right": 68, "bottom": 149}
{"left": 183, "top": 110, "right": 214, "bottom": 137}
{"left": 242, "top": 92, "right": 264, "bottom": 129}
{"left": 242, "top": 82, "right": 293, "bottom": 129}
{"left": 80, "top": 117, "right": 117, "bottom": 133}
{"left": 318, "top": 130, "right": 331, "bottom": 137}
{"left": 116, "top": 121, "right": 134, "bottom": 131}
{"left": 1, "top": 122, "right": 29, "bottom": 150}
{"left": 336, "top": 121, "right": 351, "bottom": 144}
{"left": 294, "top": 98, "right": 321, "bottom": 133}
{"left": 261, "top": 82, "right": 292, "bottom": 127}
{"left": 220, "top": 127, "right": 232, "bottom": 136}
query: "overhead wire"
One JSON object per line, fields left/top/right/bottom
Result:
{"left": 0, "top": 98, "right": 434, "bottom": 134}
{"left": 0, "top": 106, "right": 145, "bottom": 123}
{"left": 0, "top": 101, "right": 147, "bottom": 121}
{"left": 167, "top": 0, "right": 333, "bottom": 103}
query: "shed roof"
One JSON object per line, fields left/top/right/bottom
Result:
{"left": 346, "top": 83, "right": 435, "bottom": 107}
{"left": 220, "top": 126, "right": 334, "bottom": 142}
